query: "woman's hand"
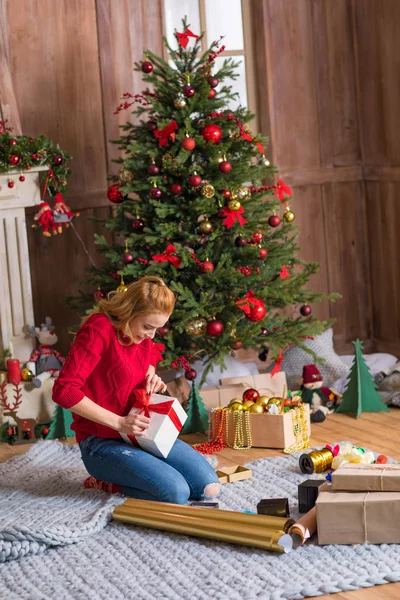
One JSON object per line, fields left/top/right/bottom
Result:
{"left": 145, "top": 372, "right": 167, "bottom": 395}
{"left": 118, "top": 412, "right": 151, "bottom": 436}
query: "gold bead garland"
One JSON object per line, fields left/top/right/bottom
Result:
{"left": 283, "top": 404, "right": 310, "bottom": 454}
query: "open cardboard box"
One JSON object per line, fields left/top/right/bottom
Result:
{"left": 216, "top": 465, "right": 252, "bottom": 484}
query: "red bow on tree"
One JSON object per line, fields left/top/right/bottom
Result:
{"left": 275, "top": 179, "right": 292, "bottom": 201}
{"left": 279, "top": 265, "right": 290, "bottom": 279}
{"left": 176, "top": 28, "right": 199, "bottom": 48}
{"left": 154, "top": 120, "right": 178, "bottom": 147}
{"left": 152, "top": 244, "right": 182, "bottom": 268}
{"left": 222, "top": 205, "right": 247, "bottom": 230}
{"left": 270, "top": 349, "right": 284, "bottom": 376}
{"left": 235, "top": 290, "right": 265, "bottom": 317}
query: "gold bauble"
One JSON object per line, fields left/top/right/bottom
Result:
{"left": 174, "top": 95, "right": 187, "bottom": 109}
{"left": 249, "top": 402, "right": 265, "bottom": 414}
{"left": 268, "top": 397, "right": 284, "bottom": 413}
{"left": 185, "top": 317, "right": 207, "bottom": 337}
{"left": 229, "top": 397, "right": 243, "bottom": 406}
{"left": 229, "top": 130, "right": 241, "bottom": 141}
{"left": 268, "top": 397, "right": 282, "bottom": 406}
{"left": 243, "top": 400, "right": 255, "bottom": 409}
{"left": 228, "top": 199, "right": 241, "bottom": 211}
{"left": 118, "top": 165, "right": 135, "bottom": 184}
{"left": 257, "top": 395, "right": 270, "bottom": 407}
{"left": 21, "top": 368, "right": 34, "bottom": 382}
{"left": 199, "top": 220, "right": 212, "bottom": 233}
{"left": 237, "top": 185, "right": 249, "bottom": 200}
{"left": 116, "top": 277, "right": 128, "bottom": 293}
{"left": 229, "top": 402, "right": 244, "bottom": 412}
{"left": 37, "top": 149, "right": 48, "bottom": 159}
{"left": 283, "top": 207, "right": 295, "bottom": 223}
{"left": 201, "top": 183, "right": 215, "bottom": 199}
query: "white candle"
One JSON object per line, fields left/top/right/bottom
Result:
{"left": 8, "top": 341, "right": 14, "bottom": 358}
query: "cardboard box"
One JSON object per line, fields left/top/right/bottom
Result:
{"left": 316, "top": 488, "right": 400, "bottom": 545}
{"left": 298, "top": 480, "right": 326, "bottom": 513}
{"left": 120, "top": 394, "right": 187, "bottom": 459}
{"left": 199, "top": 385, "right": 243, "bottom": 411}
{"left": 257, "top": 498, "right": 290, "bottom": 518}
{"left": 216, "top": 465, "right": 252, "bottom": 484}
{"left": 331, "top": 463, "right": 400, "bottom": 492}
{"left": 210, "top": 404, "right": 310, "bottom": 449}
{"left": 220, "top": 372, "right": 287, "bottom": 397}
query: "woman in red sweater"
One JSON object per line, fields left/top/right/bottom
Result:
{"left": 53, "top": 276, "right": 220, "bottom": 504}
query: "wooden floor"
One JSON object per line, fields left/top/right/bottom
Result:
{"left": 2, "top": 409, "right": 400, "bottom": 600}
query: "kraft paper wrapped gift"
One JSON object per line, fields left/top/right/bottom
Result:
{"left": 316, "top": 488, "right": 400, "bottom": 545}
{"left": 199, "top": 385, "right": 243, "bottom": 411}
{"left": 220, "top": 372, "right": 287, "bottom": 397}
{"left": 210, "top": 404, "right": 310, "bottom": 449}
{"left": 331, "top": 463, "right": 400, "bottom": 492}
{"left": 119, "top": 392, "right": 187, "bottom": 459}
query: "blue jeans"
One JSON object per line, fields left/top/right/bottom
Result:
{"left": 79, "top": 436, "right": 220, "bottom": 504}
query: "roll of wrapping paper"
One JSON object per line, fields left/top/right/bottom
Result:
{"left": 289, "top": 507, "right": 317, "bottom": 546}
{"left": 299, "top": 448, "right": 334, "bottom": 474}
{"left": 113, "top": 504, "right": 292, "bottom": 553}
{"left": 120, "top": 498, "right": 295, "bottom": 532}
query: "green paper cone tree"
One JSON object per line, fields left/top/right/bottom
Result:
{"left": 47, "top": 405, "right": 75, "bottom": 439}
{"left": 336, "top": 339, "right": 390, "bottom": 418}
{"left": 181, "top": 381, "right": 209, "bottom": 435}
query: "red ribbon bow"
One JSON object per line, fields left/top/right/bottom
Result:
{"left": 152, "top": 243, "right": 182, "bottom": 268}
{"left": 235, "top": 290, "right": 265, "bottom": 317}
{"left": 270, "top": 349, "right": 284, "bottom": 376}
{"left": 125, "top": 389, "right": 184, "bottom": 445}
{"left": 222, "top": 205, "right": 247, "bottom": 230}
{"left": 154, "top": 120, "right": 178, "bottom": 147}
{"left": 275, "top": 179, "right": 292, "bottom": 201}
{"left": 279, "top": 265, "right": 290, "bottom": 279}
{"left": 325, "top": 443, "right": 341, "bottom": 457}
{"left": 176, "top": 28, "right": 199, "bottom": 48}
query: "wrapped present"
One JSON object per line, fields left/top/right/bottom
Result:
{"left": 119, "top": 390, "right": 187, "bottom": 459}
{"left": 331, "top": 463, "right": 400, "bottom": 492}
{"left": 209, "top": 404, "right": 310, "bottom": 451}
{"left": 165, "top": 375, "right": 192, "bottom": 405}
{"left": 220, "top": 372, "right": 287, "bottom": 398}
{"left": 199, "top": 384, "right": 243, "bottom": 411}
{"left": 317, "top": 488, "right": 400, "bottom": 545}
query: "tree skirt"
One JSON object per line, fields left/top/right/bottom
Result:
{"left": 2, "top": 442, "right": 400, "bottom": 599}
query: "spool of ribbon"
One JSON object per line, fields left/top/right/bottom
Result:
{"left": 299, "top": 448, "right": 334, "bottom": 474}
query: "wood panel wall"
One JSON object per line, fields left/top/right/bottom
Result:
{"left": 2, "top": 0, "right": 397, "bottom": 357}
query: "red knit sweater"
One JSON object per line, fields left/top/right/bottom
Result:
{"left": 52, "top": 313, "right": 160, "bottom": 442}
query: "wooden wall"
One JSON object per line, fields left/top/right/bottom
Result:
{"left": 1, "top": 0, "right": 398, "bottom": 356}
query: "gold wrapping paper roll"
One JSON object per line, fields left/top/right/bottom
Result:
{"left": 121, "top": 498, "right": 295, "bottom": 532}
{"left": 113, "top": 505, "right": 292, "bottom": 553}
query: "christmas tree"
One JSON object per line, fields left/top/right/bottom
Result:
{"left": 47, "top": 404, "right": 75, "bottom": 439}
{"left": 336, "top": 339, "right": 390, "bottom": 418}
{"left": 181, "top": 381, "right": 209, "bottom": 435}
{"left": 73, "top": 19, "right": 338, "bottom": 384}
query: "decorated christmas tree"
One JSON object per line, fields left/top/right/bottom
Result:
{"left": 181, "top": 381, "right": 209, "bottom": 435}
{"left": 336, "top": 339, "right": 390, "bottom": 418}
{"left": 73, "top": 19, "right": 338, "bottom": 383}
{"left": 47, "top": 404, "right": 74, "bottom": 439}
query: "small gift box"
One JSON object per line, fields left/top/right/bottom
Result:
{"left": 219, "top": 372, "right": 287, "bottom": 398}
{"left": 298, "top": 480, "right": 326, "bottom": 513}
{"left": 216, "top": 465, "right": 252, "bottom": 484}
{"left": 119, "top": 391, "right": 187, "bottom": 459}
{"left": 316, "top": 488, "right": 400, "bottom": 545}
{"left": 257, "top": 498, "right": 290, "bottom": 518}
{"left": 331, "top": 463, "right": 400, "bottom": 492}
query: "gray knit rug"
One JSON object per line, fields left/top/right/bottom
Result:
{"left": 1, "top": 441, "right": 400, "bottom": 600}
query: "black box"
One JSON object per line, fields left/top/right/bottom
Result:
{"left": 189, "top": 501, "right": 219, "bottom": 509}
{"left": 257, "top": 498, "right": 290, "bottom": 518}
{"left": 298, "top": 479, "right": 325, "bottom": 513}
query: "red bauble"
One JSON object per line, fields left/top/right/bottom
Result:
{"left": 31, "top": 153, "right": 38, "bottom": 161}
{"left": 222, "top": 189, "right": 231, "bottom": 199}
{"left": 9, "top": 154, "right": 20, "bottom": 166}
{"left": 147, "top": 120, "right": 157, "bottom": 132}
{"left": 268, "top": 215, "right": 281, "bottom": 227}
{"left": 142, "top": 60, "right": 154, "bottom": 73}
{"left": 107, "top": 183, "right": 124, "bottom": 203}
{"left": 300, "top": 304, "right": 312, "bottom": 317}
{"left": 248, "top": 305, "right": 267, "bottom": 322}
{"left": 183, "top": 85, "right": 195, "bottom": 97}
{"left": 261, "top": 328, "right": 268, "bottom": 335}
{"left": 201, "top": 124, "right": 223, "bottom": 144}
{"left": 8, "top": 181, "right": 14, "bottom": 188}
{"left": 94, "top": 289, "right": 105, "bottom": 301}
{"left": 181, "top": 137, "right": 196, "bottom": 151}
{"left": 132, "top": 218, "right": 145, "bottom": 231}
{"left": 185, "top": 368, "right": 197, "bottom": 381}
{"left": 217, "top": 207, "right": 226, "bottom": 218}
{"left": 235, "top": 236, "right": 247, "bottom": 247}
{"left": 201, "top": 260, "right": 214, "bottom": 273}
{"left": 230, "top": 340, "right": 243, "bottom": 350}
{"left": 219, "top": 160, "right": 232, "bottom": 174}
{"left": 19, "top": 175, "right": 25, "bottom": 182}
{"left": 243, "top": 388, "right": 259, "bottom": 402}
{"left": 150, "top": 187, "right": 162, "bottom": 199}
{"left": 158, "top": 326, "right": 169, "bottom": 337}
{"left": 42, "top": 427, "right": 49, "bottom": 436}
{"left": 9, "top": 139, "right": 17, "bottom": 146}
{"left": 259, "top": 248, "right": 268, "bottom": 259}
{"left": 188, "top": 174, "right": 202, "bottom": 187}
{"left": 170, "top": 183, "right": 182, "bottom": 195}
{"left": 147, "top": 163, "right": 159, "bottom": 175}
{"left": 7, "top": 426, "right": 13, "bottom": 436}
{"left": 53, "top": 154, "right": 63, "bottom": 166}
{"left": 122, "top": 252, "right": 134, "bottom": 264}
{"left": 208, "top": 89, "right": 216, "bottom": 99}
{"left": 207, "top": 76, "right": 219, "bottom": 88}
{"left": 250, "top": 232, "right": 263, "bottom": 245}
{"left": 206, "top": 319, "right": 224, "bottom": 337}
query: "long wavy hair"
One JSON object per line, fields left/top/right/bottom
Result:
{"left": 82, "top": 276, "right": 176, "bottom": 345}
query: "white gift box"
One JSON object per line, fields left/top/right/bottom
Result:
{"left": 119, "top": 393, "right": 187, "bottom": 459}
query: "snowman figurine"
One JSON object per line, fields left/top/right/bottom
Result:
{"left": 301, "top": 364, "right": 341, "bottom": 423}
{"left": 27, "top": 317, "right": 65, "bottom": 388}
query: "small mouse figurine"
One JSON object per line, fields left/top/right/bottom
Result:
{"left": 27, "top": 317, "right": 65, "bottom": 387}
